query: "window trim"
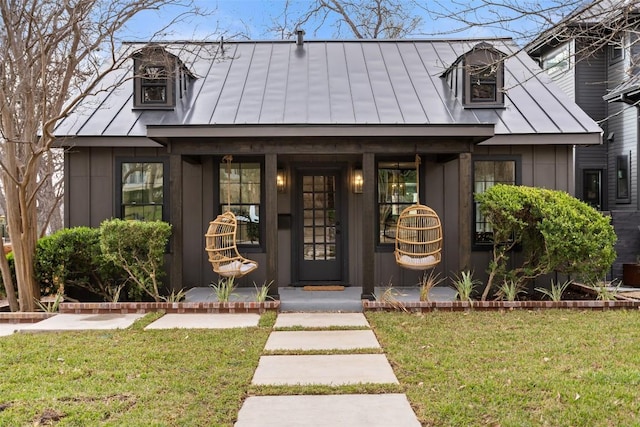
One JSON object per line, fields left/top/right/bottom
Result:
{"left": 216, "top": 156, "right": 265, "bottom": 251}
{"left": 608, "top": 36, "right": 625, "bottom": 64}
{"left": 472, "top": 155, "right": 521, "bottom": 250}
{"left": 116, "top": 157, "right": 170, "bottom": 222}
{"left": 463, "top": 49, "right": 505, "bottom": 108}
{"left": 616, "top": 154, "right": 631, "bottom": 204}
{"left": 133, "top": 56, "right": 176, "bottom": 110}
{"left": 375, "top": 156, "right": 424, "bottom": 251}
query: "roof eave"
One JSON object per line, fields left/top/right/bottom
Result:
{"left": 146, "top": 123, "right": 496, "bottom": 140}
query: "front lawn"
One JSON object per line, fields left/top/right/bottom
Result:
{"left": 368, "top": 310, "right": 640, "bottom": 426}
{"left": 0, "top": 314, "right": 273, "bottom": 426}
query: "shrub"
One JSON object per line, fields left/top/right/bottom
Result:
{"left": 35, "top": 227, "right": 126, "bottom": 301}
{"left": 100, "top": 219, "right": 172, "bottom": 302}
{"left": 476, "top": 185, "right": 617, "bottom": 300}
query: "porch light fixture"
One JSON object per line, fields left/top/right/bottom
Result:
{"left": 352, "top": 169, "right": 363, "bottom": 194}
{"left": 277, "top": 169, "right": 286, "bottom": 193}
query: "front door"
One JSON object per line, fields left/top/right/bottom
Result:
{"left": 294, "top": 167, "right": 345, "bottom": 283}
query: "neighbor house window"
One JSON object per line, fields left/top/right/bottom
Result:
{"left": 543, "top": 44, "right": 570, "bottom": 75}
{"left": 463, "top": 44, "right": 504, "bottom": 107}
{"left": 219, "top": 160, "right": 262, "bottom": 246}
{"left": 119, "top": 161, "right": 167, "bottom": 221}
{"left": 609, "top": 37, "right": 624, "bottom": 63}
{"left": 377, "top": 160, "right": 418, "bottom": 245}
{"left": 616, "top": 154, "right": 630, "bottom": 202}
{"left": 474, "top": 158, "right": 518, "bottom": 246}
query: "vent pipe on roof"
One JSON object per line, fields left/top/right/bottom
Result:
{"left": 296, "top": 29, "right": 305, "bottom": 46}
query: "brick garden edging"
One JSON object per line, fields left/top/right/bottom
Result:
{"left": 0, "top": 312, "right": 56, "bottom": 324}
{"left": 58, "top": 301, "right": 280, "bottom": 315}
{"left": 362, "top": 300, "right": 640, "bottom": 312}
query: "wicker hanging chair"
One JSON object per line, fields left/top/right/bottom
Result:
{"left": 394, "top": 155, "right": 443, "bottom": 270}
{"left": 204, "top": 156, "right": 258, "bottom": 278}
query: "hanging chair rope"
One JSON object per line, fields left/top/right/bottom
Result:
{"left": 394, "top": 154, "right": 443, "bottom": 271}
{"left": 205, "top": 155, "right": 258, "bottom": 278}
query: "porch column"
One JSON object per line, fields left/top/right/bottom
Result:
{"left": 361, "top": 153, "right": 376, "bottom": 300}
{"left": 458, "top": 153, "right": 472, "bottom": 271}
{"left": 265, "top": 153, "right": 279, "bottom": 299}
{"left": 169, "top": 153, "right": 183, "bottom": 291}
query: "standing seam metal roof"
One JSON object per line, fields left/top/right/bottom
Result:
{"left": 54, "top": 38, "right": 602, "bottom": 140}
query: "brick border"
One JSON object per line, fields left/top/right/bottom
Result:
{"left": 58, "top": 301, "right": 280, "bottom": 314}
{"left": 0, "top": 312, "right": 57, "bottom": 324}
{"left": 362, "top": 300, "right": 640, "bottom": 312}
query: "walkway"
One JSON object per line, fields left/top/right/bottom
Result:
{"left": 235, "top": 312, "right": 420, "bottom": 426}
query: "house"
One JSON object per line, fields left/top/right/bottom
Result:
{"left": 526, "top": 0, "right": 640, "bottom": 279}
{"left": 54, "top": 36, "right": 601, "bottom": 299}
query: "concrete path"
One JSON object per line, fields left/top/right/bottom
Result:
{"left": 238, "top": 312, "right": 421, "bottom": 426}
{"left": 18, "top": 313, "right": 144, "bottom": 332}
{"left": 144, "top": 313, "right": 260, "bottom": 330}
{"left": 264, "top": 330, "right": 380, "bottom": 351}
{"left": 235, "top": 394, "right": 421, "bottom": 427}
{"left": 0, "top": 323, "right": 23, "bottom": 336}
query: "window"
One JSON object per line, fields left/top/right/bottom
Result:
{"left": 543, "top": 44, "right": 570, "bottom": 75}
{"left": 377, "top": 160, "right": 418, "bottom": 245}
{"left": 583, "top": 169, "right": 602, "bottom": 210}
{"left": 463, "top": 44, "right": 505, "bottom": 107}
{"left": 119, "top": 161, "right": 167, "bottom": 221}
{"left": 140, "top": 65, "right": 168, "bottom": 104}
{"left": 219, "top": 160, "right": 262, "bottom": 246}
{"left": 473, "top": 158, "right": 518, "bottom": 246}
{"left": 616, "top": 154, "right": 630, "bottom": 203}
{"left": 132, "top": 46, "right": 194, "bottom": 109}
{"left": 469, "top": 65, "right": 497, "bottom": 102}
{"left": 609, "top": 37, "right": 624, "bottom": 63}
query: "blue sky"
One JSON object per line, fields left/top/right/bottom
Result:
{"left": 123, "top": 0, "right": 570, "bottom": 45}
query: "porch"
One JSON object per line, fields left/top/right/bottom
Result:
{"left": 184, "top": 285, "right": 457, "bottom": 312}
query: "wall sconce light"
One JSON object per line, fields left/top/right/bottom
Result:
{"left": 276, "top": 169, "right": 286, "bottom": 193}
{"left": 352, "top": 168, "right": 363, "bottom": 194}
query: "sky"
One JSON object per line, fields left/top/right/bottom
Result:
{"left": 122, "top": 0, "right": 574, "bottom": 45}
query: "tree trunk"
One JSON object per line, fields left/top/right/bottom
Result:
{"left": 0, "top": 249, "right": 18, "bottom": 311}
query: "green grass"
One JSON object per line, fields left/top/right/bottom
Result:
{"left": 3, "top": 310, "right": 639, "bottom": 426}
{"left": 367, "top": 310, "right": 640, "bottom": 427}
{"left": 0, "top": 314, "right": 271, "bottom": 426}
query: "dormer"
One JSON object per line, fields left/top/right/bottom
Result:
{"left": 443, "top": 42, "right": 505, "bottom": 108}
{"left": 132, "top": 46, "right": 194, "bottom": 110}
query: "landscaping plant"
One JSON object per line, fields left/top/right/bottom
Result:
{"left": 451, "top": 270, "right": 480, "bottom": 302}
{"left": 210, "top": 276, "right": 238, "bottom": 302}
{"left": 99, "top": 219, "right": 172, "bottom": 302}
{"left": 496, "top": 279, "right": 526, "bottom": 301}
{"left": 35, "top": 227, "right": 126, "bottom": 302}
{"left": 253, "top": 281, "right": 274, "bottom": 302}
{"left": 535, "top": 279, "right": 572, "bottom": 302}
{"left": 418, "top": 270, "right": 443, "bottom": 302}
{"left": 476, "top": 185, "right": 617, "bottom": 300}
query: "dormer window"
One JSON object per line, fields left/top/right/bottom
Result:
{"left": 441, "top": 42, "right": 505, "bottom": 108}
{"left": 132, "top": 46, "right": 194, "bottom": 110}
{"left": 463, "top": 45, "right": 504, "bottom": 107}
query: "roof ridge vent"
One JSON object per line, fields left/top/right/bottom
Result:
{"left": 296, "top": 29, "right": 305, "bottom": 46}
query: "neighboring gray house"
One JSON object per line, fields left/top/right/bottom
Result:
{"left": 527, "top": 0, "right": 640, "bottom": 279}
{"left": 55, "top": 37, "right": 601, "bottom": 299}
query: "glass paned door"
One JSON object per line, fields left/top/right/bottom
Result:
{"left": 296, "top": 169, "right": 343, "bottom": 283}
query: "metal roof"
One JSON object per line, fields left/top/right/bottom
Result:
{"left": 55, "top": 38, "right": 601, "bottom": 145}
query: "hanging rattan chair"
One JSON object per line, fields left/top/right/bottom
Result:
{"left": 204, "top": 156, "right": 258, "bottom": 278}
{"left": 394, "top": 155, "right": 443, "bottom": 270}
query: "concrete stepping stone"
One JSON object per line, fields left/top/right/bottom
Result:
{"left": 19, "top": 313, "right": 144, "bottom": 331}
{"left": 144, "top": 313, "right": 259, "bottom": 330}
{"left": 274, "top": 312, "right": 369, "bottom": 329}
{"left": 264, "top": 330, "right": 380, "bottom": 351}
{"left": 251, "top": 354, "right": 398, "bottom": 385}
{"left": 0, "top": 324, "right": 23, "bottom": 336}
{"left": 235, "top": 394, "right": 420, "bottom": 427}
